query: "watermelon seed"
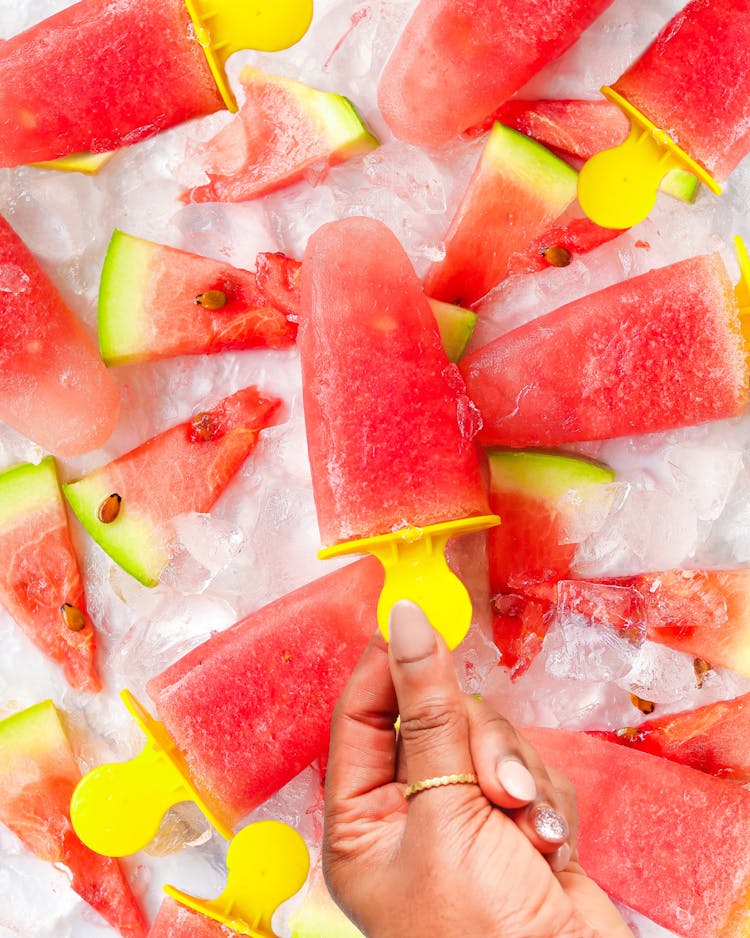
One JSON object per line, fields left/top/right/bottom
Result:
{"left": 542, "top": 245, "right": 572, "bottom": 268}
{"left": 694, "top": 658, "right": 713, "bottom": 688}
{"left": 98, "top": 493, "right": 122, "bottom": 524}
{"left": 630, "top": 693, "right": 655, "bottom": 715}
{"left": 60, "top": 603, "right": 86, "bottom": 632}
{"left": 195, "top": 290, "right": 227, "bottom": 310}
{"left": 190, "top": 412, "right": 219, "bottom": 442}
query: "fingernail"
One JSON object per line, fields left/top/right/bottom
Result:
{"left": 549, "top": 841, "right": 572, "bottom": 873}
{"left": 389, "top": 601, "right": 436, "bottom": 662}
{"left": 496, "top": 759, "right": 537, "bottom": 802}
{"left": 531, "top": 804, "right": 569, "bottom": 844}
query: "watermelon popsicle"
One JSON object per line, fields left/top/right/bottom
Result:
{"left": 578, "top": 0, "right": 750, "bottom": 227}
{"left": 299, "top": 217, "right": 497, "bottom": 649}
{"left": 0, "top": 0, "right": 313, "bottom": 168}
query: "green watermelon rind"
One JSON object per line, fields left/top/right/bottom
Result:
{"left": 661, "top": 168, "right": 700, "bottom": 204}
{"left": 0, "top": 700, "right": 68, "bottom": 767}
{"left": 63, "top": 474, "right": 168, "bottom": 588}
{"left": 288, "top": 896, "right": 365, "bottom": 938}
{"left": 98, "top": 230, "right": 152, "bottom": 366}
{"left": 487, "top": 450, "right": 615, "bottom": 502}
{"left": 0, "top": 458, "right": 60, "bottom": 531}
{"left": 427, "top": 298, "right": 477, "bottom": 362}
{"left": 485, "top": 123, "right": 578, "bottom": 210}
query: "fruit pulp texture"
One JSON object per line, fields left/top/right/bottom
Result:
{"left": 461, "top": 253, "right": 748, "bottom": 447}
{"left": 0, "top": 214, "right": 119, "bottom": 456}
{"left": 298, "top": 216, "right": 488, "bottom": 546}
{"left": 147, "top": 558, "right": 383, "bottom": 826}
{"left": 378, "top": 0, "right": 615, "bottom": 146}
{"left": 0, "top": 0, "right": 224, "bottom": 167}
{"left": 507, "top": 216, "right": 626, "bottom": 275}
{"left": 612, "top": 0, "right": 750, "bottom": 180}
{"left": 526, "top": 726, "right": 750, "bottom": 938}
{"left": 148, "top": 898, "right": 234, "bottom": 938}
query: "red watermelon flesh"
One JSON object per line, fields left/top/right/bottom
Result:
{"left": 147, "top": 558, "right": 383, "bottom": 827}
{"left": 0, "top": 213, "right": 119, "bottom": 456}
{"left": 298, "top": 216, "right": 488, "bottom": 547}
{"left": 0, "top": 459, "right": 99, "bottom": 693}
{"left": 612, "top": 0, "right": 750, "bottom": 182}
{"left": 0, "top": 701, "right": 147, "bottom": 937}
{"left": 506, "top": 216, "right": 626, "bottom": 275}
{"left": 594, "top": 690, "right": 750, "bottom": 783}
{"left": 148, "top": 897, "right": 235, "bottom": 938}
{"left": 460, "top": 253, "right": 748, "bottom": 447}
{"left": 254, "top": 252, "right": 303, "bottom": 320}
{"left": 0, "top": 0, "right": 224, "bottom": 167}
{"left": 491, "top": 589, "right": 555, "bottom": 679}
{"left": 525, "top": 726, "right": 750, "bottom": 937}
{"left": 377, "top": 0, "right": 615, "bottom": 147}
{"left": 424, "top": 123, "right": 578, "bottom": 305}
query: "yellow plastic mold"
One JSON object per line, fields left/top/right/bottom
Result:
{"left": 166, "top": 820, "right": 310, "bottom": 937}
{"left": 319, "top": 515, "right": 500, "bottom": 650}
{"left": 70, "top": 690, "right": 233, "bottom": 857}
{"left": 31, "top": 151, "right": 115, "bottom": 175}
{"left": 578, "top": 87, "right": 721, "bottom": 229}
{"left": 184, "top": 0, "right": 314, "bottom": 110}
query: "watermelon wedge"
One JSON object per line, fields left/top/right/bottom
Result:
{"left": 186, "top": 67, "right": 378, "bottom": 204}
{"left": 377, "top": 0, "right": 615, "bottom": 146}
{"left": 0, "top": 701, "right": 147, "bottom": 937}
{"left": 506, "top": 216, "right": 626, "bottom": 275}
{"left": 0, "top": 0, "right": 224, "bottom": 167}
{"left": 149, "top": 897, "right": 232, "bottom": 937}
{"left": 594, "top": 690, "right": 750, "bottom": 783}
{"left": 63, "top": 387, "right": 281, "bottom": 587}
{"left": 461, "top": 253, "right": 748, "bottom": 446}
{"left": 525, "top": 726, "right": 750, "bottom": 938}
{"left": 0, "top": 459, "right": 99, "bottom": 692}
{"left": 147, "top": 558, "right": 383, "bottom": 827}
{"left": 98, "top": 231, "right": 298, "bottom": 365}
{"left": 424, "top": 124, "right": 578, "bottom": 305}
{"left": 0, "top": 213, "right": 119, "bottom": 456}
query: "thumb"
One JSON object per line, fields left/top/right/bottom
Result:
{"left": 388, "top": 601, "right": 475, "bottom": 792}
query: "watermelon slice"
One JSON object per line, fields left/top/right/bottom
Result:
{"left": 147, "top": 557, "right": 383, "bottom": 826}
{"left": 149, "top": 897, "right": 233, "bottom": 937}
{"left": 98, "top": 231, "right": 298, "bottom": 365}
{"left": 0, "top": 701, "right": 147, "bottom": 937}
{"left": 506, "top": 216, "right": 626, "bottom": 275}
{"left": 186, "top": 67, "right": 378, "bottom": 204}
{"left": 461, "top": 253, "right": 748, "bottom": 447}
{"left": 298, "top": 216, "right": 488, "bottom": 547}
{"left": 377, "top": 0, "right": 615, "bottom": 146}
{"left": 0, "top": 0, "right": 224, "bottom": 167}
{"left": 0, "top": 212, "right": 119, "bottom": 456}
{"left": 63, "top": 387, "right": 281, "bottom": 587}
{"left": 424, "top": 124, "right": 578, "bottom": 305}
{"left": 0, "top": 458, "right": 99, "bottom": 692}
{"left": 525, "top": 726, "right": 750, "bottom": 937}
{"left": 594, "top": 690, "right": 750, "bottom": 783}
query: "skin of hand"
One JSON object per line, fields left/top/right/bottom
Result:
{"left": 323, "top": 600, "right": 634, "bottom": 938}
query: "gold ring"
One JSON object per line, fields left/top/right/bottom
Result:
{"left": 404, "top": 773, "right": 479, "bottom": 799}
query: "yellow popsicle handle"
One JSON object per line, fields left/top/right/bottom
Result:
{"left": 70, "top": 690, "right": 233, "bottom": 857}
{"left": 578, "top": 87, "right": 721, "bottom": 229}
{"left": 319, "top": 515, "right": 500, "bottom": 650}
{"left": 184, "top": 0, "right": 314, "bottom": 111}
{"left": 165, "top": 821, "right": 310, "bottom": 937}
{"left": 31, "top": 151, "right": 116, "bottom": 174}
{"left": 734, "top": 235, "right": 750, "bottom": 310}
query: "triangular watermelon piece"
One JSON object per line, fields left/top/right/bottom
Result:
{"left": 63, "top": 387, "right": 281, "bottom": 586}
{"left": 98, "top": 230, "right": 298, "bottom": 365}
{"left": 0, "top": 213, "right": 119, "bottom": 456}
{"left": 0, "top": 458, "right": 99, "bottom": 692}
{"left": 0, "top": 701, "right": 147, "bottom": 937}
{"left": 424, "top": 123, "right": 578, "bottom": 305}
{"left": 185, "top": 67, "right": 378, "bottom": 203}
{"left": 149, "top": 897, "right": 231, "bottom": 937}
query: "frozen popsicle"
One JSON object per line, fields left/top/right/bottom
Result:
{"left": 378, "top": 0, "right": 615, "bottom": 146}
{"left": 0, "top": 0, "right": 313, "bottom": 167}
{"left": 579, "top": 0, "right": 750, "bottom": 227}
{"left": 298, "top": 217, "right": 496, "bottom": 647}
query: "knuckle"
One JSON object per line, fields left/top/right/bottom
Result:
{"left": 398, "top": 699, "right": 468, "bottom": 748}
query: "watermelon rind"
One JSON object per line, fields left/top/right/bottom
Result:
{"left": 486, "top": 122, "right": 578, "bottom": 209}
{"left": 661, "top": 168, "right": 700, "bottom": 204}
{"left": 0, "top": 458, "right": 60, "bottom": 530}
{"left": 63, "top": 473, "right": 168, "bottom": 588}
{"left": 0, "top": 699, "right": 65, "bottom": 766}
{"left": 288, "top": 894, "right": 365, "bottom": 938}
{"left": 427, "top": 298, "right": 477, "bottom": 362}
{"left": 98, "top": 230, "right": 152, "bottom": 366}
{"left": 487, "top": 450, "right": 615, "bottom": 501}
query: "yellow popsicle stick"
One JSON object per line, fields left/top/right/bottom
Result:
{"left": 31, "top": 151, "right": 116, "bottom": 174}
{"left": 578, "top": 87, "right": 722, "bottom": 229}
{"left": 319, "top": 515, "right": 500, "bottom": 650}
{"left": 184, "top": 0, "right": 315, "bottom": 111}
{"left": 733, "top": 236, "right": 750, "bottom": 353}
{"left": 70, "top": 690, "right": 233, "bottom": 858}
{"left": 166, "top": 821, "right": 310, "bottom": 937}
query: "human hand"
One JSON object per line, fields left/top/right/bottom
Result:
{"left": 323, "top": 600, "right": 633, "bottom": 938}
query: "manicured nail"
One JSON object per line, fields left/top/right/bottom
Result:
{"left": 550, "top": 841, "right": 572, "bottom": 873}
{"left": 496, "top": 759, "right": 537, "bottom": 802}
{"left": 389, "top": 601, "right": 436, "bottom": 662}
{"left": 531, "top": 804, "right": 569, "bottom": 844}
